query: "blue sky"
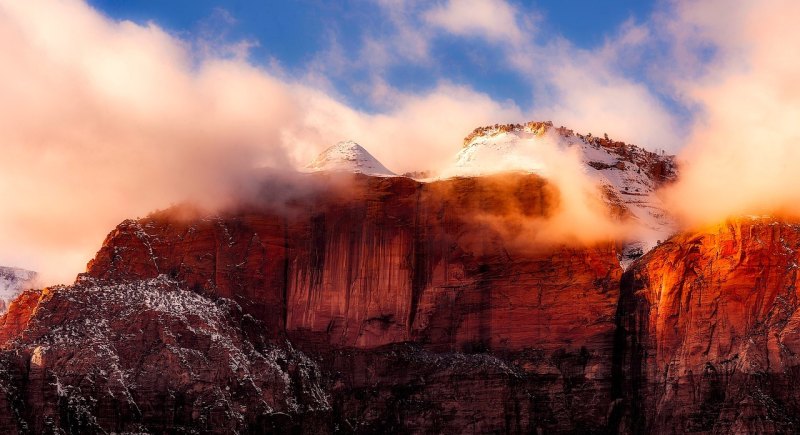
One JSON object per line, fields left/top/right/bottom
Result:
{"left": 88, "top": 0, "right": 660, "bottom": 114}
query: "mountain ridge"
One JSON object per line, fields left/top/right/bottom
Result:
{"left": 8, "top": 122, "right": 790, "bottom": 434}
{"left": 306, "top": 121, "right": 677, "bottom": 264}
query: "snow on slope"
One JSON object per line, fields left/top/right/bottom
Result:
{"left": 447, "top": 121, "right": 678, "bottom": 265}
{"left": 305, "top": 140, "right": 396, "bottom": 176}
{"left": 0, "top": 266, "right": 37, "bottom": 312}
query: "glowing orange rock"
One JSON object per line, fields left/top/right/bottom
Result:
{"left": 617, "top": 217, "right": 800, "bottom": 433}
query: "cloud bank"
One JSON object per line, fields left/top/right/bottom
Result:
{"left": 3, "top": 0, "right": 797, "bottom": 285}
{"left": 423, "top": 0, "right": 525, "bottom": 44}
{"left": 0, "top": 0, "right": 527, "bottom": 284}
{"left": 661, "top": 0, "right": 800, "bottom": 226}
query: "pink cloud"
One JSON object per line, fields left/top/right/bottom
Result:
{"left": 661, "top": 0, "right": 800, "bottom": 225}
{"left": 0, "top": 0, "right": 527, "bottom": 284}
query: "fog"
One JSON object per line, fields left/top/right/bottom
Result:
{"left": 0, "top": 0, "right": 523, "bottom": 284}
{"left": 662, "top": 0, "right": 800, "bottom": 227}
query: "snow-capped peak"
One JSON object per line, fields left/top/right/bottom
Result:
{"left": 305, "top": 140, "right": 396, "bottom": 176}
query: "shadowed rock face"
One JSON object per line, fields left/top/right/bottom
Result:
{"left": 616, "top": 218, "right": 800, "bottom": 433}
{"left": 0, "top": 173, "right": 626, "bottom": 433}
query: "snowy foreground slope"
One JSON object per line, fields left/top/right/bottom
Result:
{"left": 0, "top": 266, "right": 36, "bottom": 313}
{"left": 0, "top": 275, "right": 330, "bottom": 433}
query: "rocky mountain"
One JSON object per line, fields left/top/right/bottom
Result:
{"left": 0, "top": 123, "right": 795, "bottom": 434}
{"left": 0, "top": 277, "right": 331, "bottom": 433}
{"left": 0, "top": 173, "right": 624, "bottom": 433}
{"left": 0, "top": 267, "right": 36, "bottom": 314}
{"left": 308, "top": 122, "right": 677, "bottom": 266}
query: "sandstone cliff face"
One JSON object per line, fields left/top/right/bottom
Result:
{"left": 0, "top": 289, "right": 41, "bottom": 346}
{"left": 86, "top": 174, "right": 620, "bottom": 354}
{"left": 617, "top": 218, "right": 800, "bottom": 433}
{"left": 7, "top": 173, "right": 799, "bottom": 434}
{"left": 0, "top": 173, "right": 625, "bottom": 433}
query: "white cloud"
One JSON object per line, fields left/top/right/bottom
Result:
{"left": 7, "top": 0, "right": 795, "bottom": 285}
{"left": 521, "top": 40, "right": 684, "bottom": 152}
{"left": 417, "top": 0, "right": 685, "bottom": 151}
{"left": 423, "top": 0, "right": 526, "bottom": 44}
{"left": 661, "top": 0, "right": 800, "bottom": 225}
{"left": 0, "top": 0, "right": 525, "bottom": 284}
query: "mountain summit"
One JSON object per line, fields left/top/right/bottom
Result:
{"left": 305, "top": 140, "right": 396, "bottom": 176}
{"left": 449, "top": 121, "right": 678, "bottom": 261}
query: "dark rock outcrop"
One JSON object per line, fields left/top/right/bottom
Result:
{"left": 0, "top": 276, "right": 330, "bottom": 434}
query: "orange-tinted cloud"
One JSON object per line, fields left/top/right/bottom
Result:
{"left": 0, "top": 0, "right": 527, "bottom": 284}
{"left": 661, "top": 0, "right": 800, "bottom": 226}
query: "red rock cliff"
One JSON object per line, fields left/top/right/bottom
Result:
{"left": 0, "top": 173, "right": 625, "bottom": 433}
{"left": 11, "top": 173, "right": 800, "bottom": 433}
{"left": 85, "top": 174, "right": 621, "bottom": 357}
{"left": 617, "top": 217, "right": 800, "bottom": 433}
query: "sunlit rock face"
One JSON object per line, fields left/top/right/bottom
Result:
{"left": 0, "top": 173, "right": 626, "bottom": 433}
{"left": 616, "top": 217, "right": 800, "bottom": 433}
{"left": 86, "top": 174, "right": 621, "bottom": 351}
{"left": 0, "top": 288, "right": 41, "bottom": 346}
